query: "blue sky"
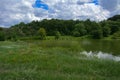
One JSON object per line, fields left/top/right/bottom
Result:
{"left": 0, "top": 0, "right": 119, "bottom": 27}
{"left": 32, "top": 0, "right": 49, "bottom": 10}
{"left": 93, "top": 0, "right": 99, "bottom": 5}
{"left": 33, "top": 0, "right": 98, "bottom": 9}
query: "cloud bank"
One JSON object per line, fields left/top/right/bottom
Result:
{"left": 0, "top": 0, "right": 119, "bottom": 27}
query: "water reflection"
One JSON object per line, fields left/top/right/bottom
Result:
{"left": 80, "top": 39, "right": 120, "bottom": 55}
{"left": 81, "top": 51, "right": 120, "bottom": 61}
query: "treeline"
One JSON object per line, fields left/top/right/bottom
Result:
{"left": 0, "top": 15, "right": 120, "bottom": 41}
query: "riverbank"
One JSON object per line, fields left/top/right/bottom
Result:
{"left": 0, "top": 40, "right": 120, "bottom": 80}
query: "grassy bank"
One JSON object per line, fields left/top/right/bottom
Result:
{"left": 0, "top": 40, "right": 120, "bottom": 80}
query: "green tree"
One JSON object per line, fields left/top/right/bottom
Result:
{"left": 55, "top": 31, "right": 61, "bottom": 40}
{"left": 0, "top": 28, "right": 5, "bottom": 41}
{"left": 107, "top": 21, "right": 120, "bottom": 34}
{"left": 110, "top": 25, "right": 120, "bottom": 34}
{"left": 73, "top": 23, "right": 87, "bottom": 37}
{"left": 0, "top": 32, "right": 5, "bottom": 41}
{"left": 102, "top": 24, "right": 111, "bottom": 37}
{"left": 112, "top": 31, "right": 120, "bottom": 39}
{"left": 72, "top": 30, "right": 80, "bottom": 37}
{"left": 91, "top": 29, "right": 103, "bottom": 39}
{"left": 0, "top": 27, "right": 3, "bottom": 31}
{"left": 108, "top": 15, "right": 120, "bottom": 21}
{"left": 84, "top": 19, "right": 92, "bottom": 34}
{"left": 90, "top": 22, "right": 103, "bottom": 39}
{"left": 38, "top": 28, "right": 46, "bottom": 40}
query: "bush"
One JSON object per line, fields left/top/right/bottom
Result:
{"left": 112, "top": 31, "right": 120, "bottom": 39}
{"left": 38, "top": 28, "right": 46, "bottom": 40}
{"left": 72, "top": 31, "right": 80, "bottom": 37}
{"left": 55, "top": 31, "right": 61, "bottom": 40}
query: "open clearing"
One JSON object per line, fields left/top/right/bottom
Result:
{"left": 0, "top": 41, "right": 120, "bottom": 80}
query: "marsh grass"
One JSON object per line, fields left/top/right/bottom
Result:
{"left": 0, "top": 41, "right": 120, "bottom": 80}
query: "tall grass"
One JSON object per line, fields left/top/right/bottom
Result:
{"left": 0, "top": 41, "right": 120, "bottom": 80}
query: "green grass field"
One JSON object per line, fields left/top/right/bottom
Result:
{"left": 0, "top": 40, "right": 120, "bottom": 80}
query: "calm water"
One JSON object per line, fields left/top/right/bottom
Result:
{"left": 80, "top": 39, "right": 120, "bottom": 56}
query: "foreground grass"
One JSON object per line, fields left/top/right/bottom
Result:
{"left": 0, "top": 40, "right": 120, "bottom": 80}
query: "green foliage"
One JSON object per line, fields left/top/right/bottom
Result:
{"left": 72, "top": 30, "right": 80, "bottom": 37}
{"left": 91, "top": 29, "right": 103, "bottom": 39}
{"left": 0, "top": 41, "right": 120, "bottom": 80}
{"left": 1, "top": 15, "right": 120, "bottom": 40}
{"left": 112, "top": 31, "right": 120, "bottom": 39}
{"left": 108, "top": 15, "right": 120, "bottom": 21}
{"left": 54, "top": 31, "right": 61, "bottom": 40}
{"left": 0, "top": 31, "right": 5, "bottom": 41}
{"left": 0, "top": 27, "right": 5, "bottom": 41}
{"left": 72, "top": 23, "right": 87, "bottom": 37}
{"left": 103, "top": 24, "right": 111, "bottom": 37}
{"left": 110, "top": 25, "right": 120, "bottom": 35}
{"left": 84, "top": 19, "right": 92, "bottom": 34}
{"left": 107, "top": 21, "right": 120, "bottom": 34}
{"left": 0, "top": 27, "right": 3, "bottom": 31}
{"left": 90, "top": 22, "right": 103, "bottom": 39}
{"left": 38, "top": 28, "right": 46, "bottom": 40}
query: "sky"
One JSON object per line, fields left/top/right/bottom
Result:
{"left": 0, "top": 0, "right": 120, "bottom": 27}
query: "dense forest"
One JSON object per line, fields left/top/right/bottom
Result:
{"left": 0, "top": 15, "right": 120, "bottom": 41}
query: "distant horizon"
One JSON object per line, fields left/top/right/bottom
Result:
{"left": 0, "top": 0, "right": 120, "bottom": 27}
{"left": 1, "top": 14, "right": 120, "bottom": 28}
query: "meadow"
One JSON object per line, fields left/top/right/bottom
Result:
{"left": 0, "top": 39, "right": 120, "bottom": 80}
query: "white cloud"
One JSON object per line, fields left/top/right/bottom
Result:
{"left": 46, "top": 0, "right": 110, "bottom": 21}
{"left": 99, "top": 0, "right": 120, "bottom": 16}
{"left": 0, "top": 0, "right": 42, "bottom": 27}
{"left": 0, "top": 0, "right": 119, "bottom": 27}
